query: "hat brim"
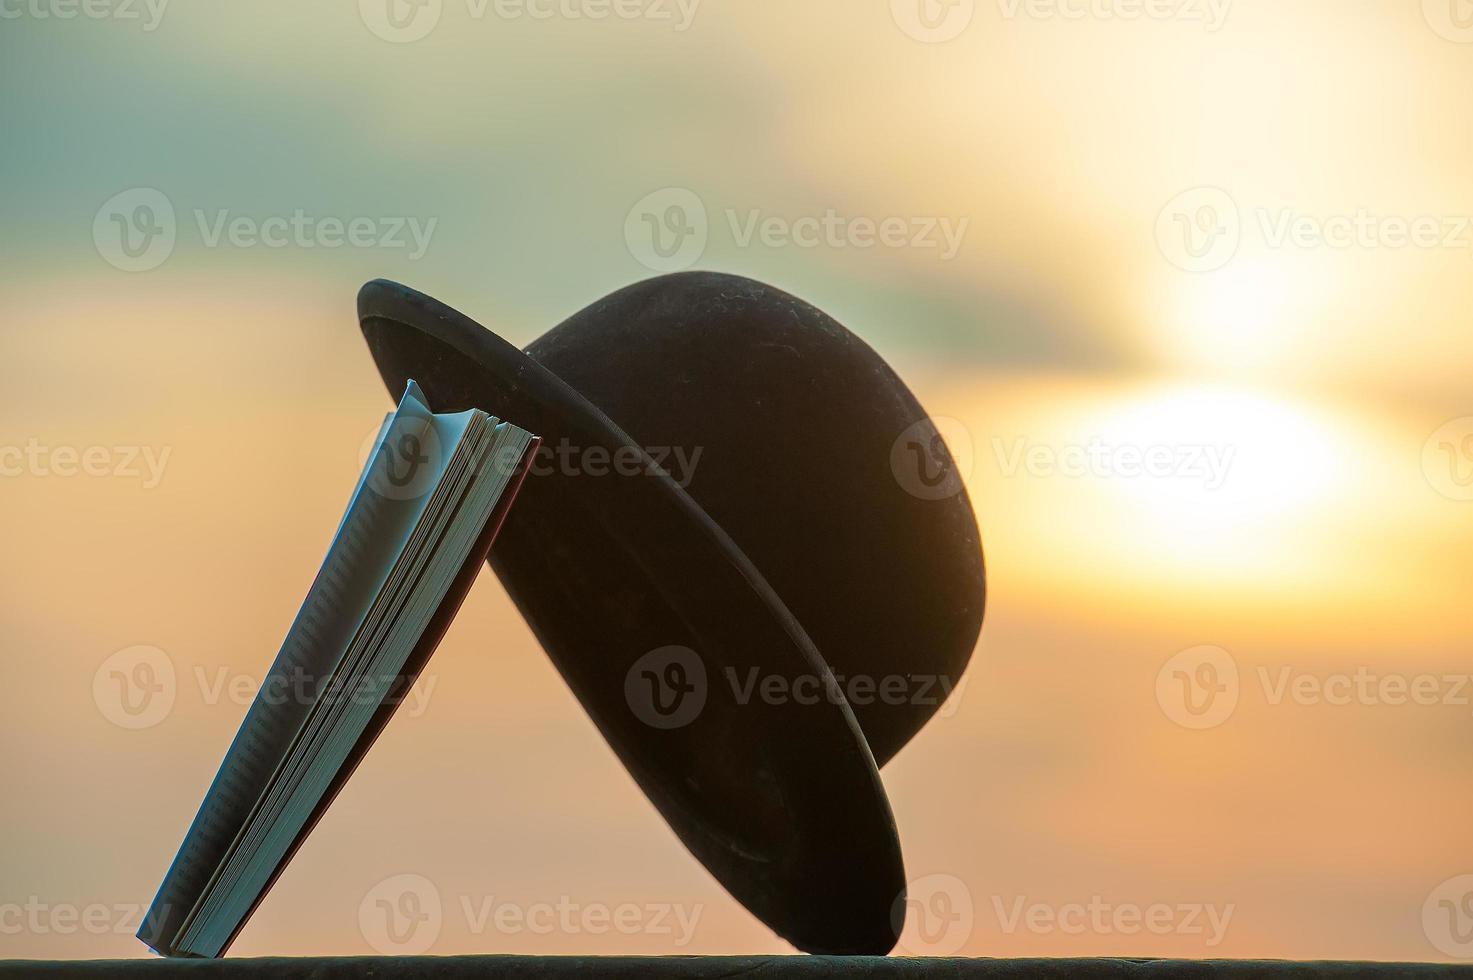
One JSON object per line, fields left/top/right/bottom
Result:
{"left": 357, "top": 279, "right": 906, "bottom": 955}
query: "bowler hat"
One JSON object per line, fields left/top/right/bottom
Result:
{"left": 357, "top": 272, "right": 985, "bottom": 955}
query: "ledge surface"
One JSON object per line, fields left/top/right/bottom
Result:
{"left": 1, "top": 957, "right": 1469, "bottom": 979}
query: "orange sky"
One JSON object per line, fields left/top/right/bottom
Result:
{"left": 2, "top": 0, "right": 1472, "bottom": 963}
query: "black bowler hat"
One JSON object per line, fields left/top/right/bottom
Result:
{"left": 357, "top": 272, "right": 986, "bottom": 956}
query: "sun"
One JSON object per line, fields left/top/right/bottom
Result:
{"left": 1060, "top": 382, "right": 1354, "bottom": 589}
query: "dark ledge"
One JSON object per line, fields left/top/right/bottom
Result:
{"left": 1, "top": 958, "right": 1468, "bottom": 979}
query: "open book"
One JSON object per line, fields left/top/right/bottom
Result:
{"left": 139, "top": 382, "right": 539, "bottom": 958}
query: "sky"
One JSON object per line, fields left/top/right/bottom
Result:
{"left": 1, "top": 0, "right": 1471, "bottom": 964}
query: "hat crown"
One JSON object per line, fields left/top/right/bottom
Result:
{"left": 525, "top": 272, "right": 985, "bottom": 765}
